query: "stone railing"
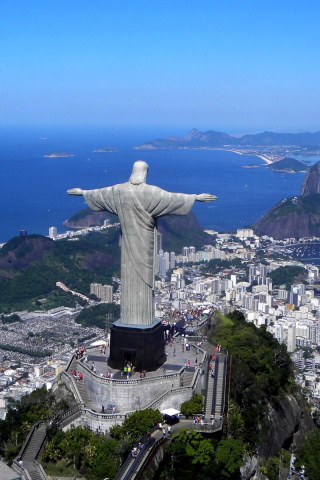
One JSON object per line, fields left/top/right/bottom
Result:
{"left": 78, "top": 359, "right": 183, "bottom": 386}
{"left": 58, "top": 370, "right": 84, "bottom": 406}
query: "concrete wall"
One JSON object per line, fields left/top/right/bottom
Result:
{"left": 78, "top": 362, "right": 182, "bottom": 412}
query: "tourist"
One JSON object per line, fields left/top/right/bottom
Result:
{"left": 101, "top": 405, "right": 105, "bottom": 413}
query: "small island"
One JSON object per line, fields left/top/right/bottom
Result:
{"left": 44, "top": 152, "right": 74, "bottom": 158}
{"left": 267, "top": 157, "right": 309, "bottom": 173}
{"left": 93, "top": 147, "right": 117, "bottom": 153}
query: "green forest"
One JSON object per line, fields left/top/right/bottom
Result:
{"left": 0, "top": 231, "right": 120, "bottom": 312}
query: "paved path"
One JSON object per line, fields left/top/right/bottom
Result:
{"left": 86, "top": 335, "right": 205, "bottom": 379}
{"left": 0, "top": 460, "right": 19, "bottom": 480}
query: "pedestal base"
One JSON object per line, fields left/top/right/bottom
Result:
{"left": 108, "top": 319, "right": 165, "bottom": 371}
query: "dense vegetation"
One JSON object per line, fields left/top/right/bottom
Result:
{"left": 41, "top": 426, "right": 120, "bottom": 480}
{"left": 268, "top": 157, "right": 308, "bottom": 172}
{"left": 40, "top": 409, "right": 162, "bottom": 480}
{"left": 0, "top": 344, "right": 53, "bottom": 357}
{"left": 0, "top": 313, "right": 21, "bottom": 324}
{"left": 180, "top": 394, "right": 204, "bottom": 417}
{"left": 157, "top": 429, "right": 244, "bottom": 480}
{"left": 269, "top": 265, "right": 306, "bottom": 289}
{"left": 75, "top": 303, "right": 120, "bottom": 328}
{"left": 0, "top": 231, "right": 120, "bottom": 312}
{"left": 156, "top": 310, "right": 296, "bottom": 479}
{"left": 110, "top": 409, "right": 162, "bottom": 441}
{"left": 201, "top": 258, "right": 244, "bottom": 275}
{"left": 0, "top": 387, "right": 70, "bottom": 463}
{"left": 212, "top": 311, "right": 293, "bottom": 447}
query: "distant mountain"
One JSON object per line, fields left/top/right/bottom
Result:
{"left": 253, "top": 162, "right": 320, "bottom": 239}
{"left": 134, "top": 128, "right": 320, "bottom": 149}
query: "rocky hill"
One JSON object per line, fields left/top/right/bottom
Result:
{"left": 301, "top": 161, "right": 320, "bottom": 196}
{"left": 267, "top": 157, "right": 309, "bottom": 173}
{"left": 253, "top": 162, "right": 320, "bottom": 239}
{"left": 135, "top": 128, "right": 320, "bottom": 149}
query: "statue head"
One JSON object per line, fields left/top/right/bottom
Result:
{"left": 129, "top": 161, "right": 149, "bottom": 185}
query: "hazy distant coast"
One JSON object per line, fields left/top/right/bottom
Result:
{"left": 134, "top": 128, "right": 320, "bottom": 165}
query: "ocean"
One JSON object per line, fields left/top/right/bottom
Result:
{"left": 0, "top": 125, "right": 312, "bottom": 244}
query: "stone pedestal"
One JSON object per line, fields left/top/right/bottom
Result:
{"left": 108, "top": 319, "right": 165, "bottom": 371}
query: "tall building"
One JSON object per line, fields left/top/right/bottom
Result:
{"left": 90, "top": 283, "right": 113, "bottom": 302}
{"left": 49, "top": 226, "right": 57, "bottom": 240}
{"left": 157, "top": 232, "right": 163, "bottom": 253}
{"left": 100, "top": 285, "right": 113, "bottom": 303}
{"left": 20, "top": 230, "right": 27, "bottom": 236}
{"left": 164, "top": 252, "right": 170, "bottom": 270}
{"left": 169, "top": 252, "right": 176, "bottom": 270}
{"left": 287, "top": 324, "right": 297, "bottom": 352}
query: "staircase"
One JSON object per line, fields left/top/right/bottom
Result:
{"left": 22, "top": 424, "right": 47, "bottom": 462}
{"left": 67, "top": 356, "right": 93, "bottom": 407}
{"left": 204, "top": 373, "right": 215, "bottom": 420}
{"left": 203, "top": 354, "right": 227, "bottom": 422}
{"left": 67, "top": 357, "right": 78, "bottom": 373}
{"left": 20, "top": 424, "right": 48, "bottom": 480}
{"left": 182, "top": 369, "right": 194, "bottom": 386}
{"left": 214, "top": 355, "right": 226, "bottom": 419}
{"left": 75, "top": 378, "right": 93, "bottom": 407}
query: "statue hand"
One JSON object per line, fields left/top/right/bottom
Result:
{"left": 196, "top": 193, "right": 217, "bottom": 202}
{"left": 67, "top": 188, "right": 84, "bottom": 196}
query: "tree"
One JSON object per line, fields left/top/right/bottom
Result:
{"left": 180, "top": 394, "right": 203, "bottom": 417}
{"left": 215, "top": 439, "right": 244, "bottom": 478}
{"left": 110, "top": 409, "right": 162, "bottom": 441}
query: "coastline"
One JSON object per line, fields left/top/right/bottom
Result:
{"left": 228, "top": 149, "right": 273, "bottom": 165}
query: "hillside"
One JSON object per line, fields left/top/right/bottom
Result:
{"left": 301, "top": 161, "right": 320, "bottom": 196}
{"left": 135, "top": 128, "right": 320, "bottom": 149}
{"left": 64, "top": 208, "right": 118, "bottom": 229}
{"left": 0, "top": 230, "right": 120, "bottom": 312}
{"left": 267, "top": 157, "right": 309, "bottom": 173}
{"left": 253, "top": 195, "right": 320, "bottom": 239}
{"left": 253, "top": 162, "right": 320, "bottom": 239}
{"left": 0, "top": 212, "right": 211, "bottom": 312}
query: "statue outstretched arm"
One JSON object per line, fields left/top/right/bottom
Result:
{"left": 195, "top": 193, "right": 217, "bottom": 202}
{"left": 67, "top": 188, "right": 84, "bottom": 196}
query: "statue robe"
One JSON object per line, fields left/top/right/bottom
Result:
{"left": 83, "top": 182, "right": 196, "bottom": 326}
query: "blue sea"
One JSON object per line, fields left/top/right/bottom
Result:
{"left": 0, "top": 125, "right": 315, "bottom": 244}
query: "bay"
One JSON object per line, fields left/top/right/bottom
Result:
{"left": 0, "top": 125, "right": 306, "bottom": 243}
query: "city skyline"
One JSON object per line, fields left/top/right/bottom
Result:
{"left": 1, "top": 1, "right": 320, "bottom": 132}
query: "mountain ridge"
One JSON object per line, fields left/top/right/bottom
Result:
{"left": 134, "top": 128, "right": 320, "bottom": 149}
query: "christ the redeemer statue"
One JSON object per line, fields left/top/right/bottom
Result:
{"left": 68, "top": 161, "right": 216, "bottom": 328}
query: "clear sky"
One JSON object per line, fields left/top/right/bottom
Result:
{"left": 1, "top": 0, "right": 320, "bottom": 132}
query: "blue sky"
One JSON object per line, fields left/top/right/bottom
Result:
{"left": 1, "top": 1, "right": 320, "bottom": 132}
